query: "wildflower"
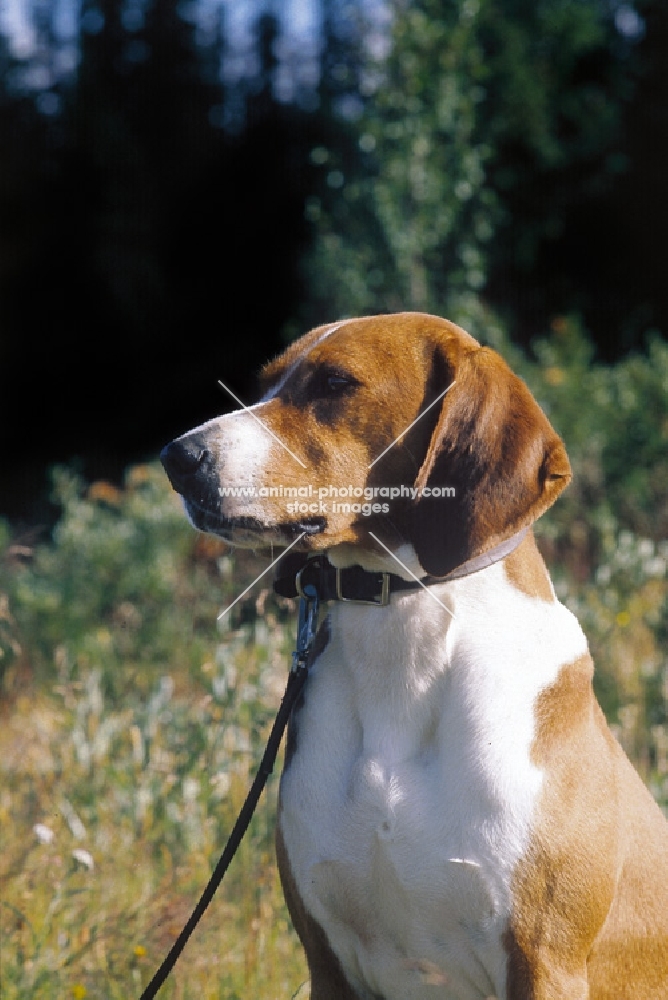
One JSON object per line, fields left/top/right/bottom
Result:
{"left": 72, "top": 985, "right": 87, "bottom": 999}
{"left": 183, "top": 777, "right": 200, "bottom": 803}
{"left": 211, "top": 771, "right": 231, "bottom": 799}
{"left": 133, "top": 944, "right": 147, "bottom": 958}
{"left": 33, "top": 823, "right": 55, "bottom": 844}
{"left": 72, "top": 848, "right": 94, "bottom": 870}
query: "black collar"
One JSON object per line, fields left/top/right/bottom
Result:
{"left": 273, "top": 528, "right": 529, "bottom": 606}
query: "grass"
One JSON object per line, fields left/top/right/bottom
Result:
{"left": 0, "top": 621, "right": 310, "bottom": 999}
{"left": 0, "top": 467, "right": 308, "bottom": 998}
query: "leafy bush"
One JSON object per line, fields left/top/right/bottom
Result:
{"left": 1, "top": 465, "right": 291, "bottom": 698}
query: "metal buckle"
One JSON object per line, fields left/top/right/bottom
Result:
{"left": 335, "top": 568, "right": 391, "bottom": 606}
{"left": 295, "top": 557, "right": 322, "bottom": 600}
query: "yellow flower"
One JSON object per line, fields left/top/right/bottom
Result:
{"left": 72, "top": 986, "right": 87, "bottom": 1000}
{"left": 616, "top": 610, "right": 631, "bottom": 627}
{"left": 134, "top": 944, "right": 147, "bottom": 958}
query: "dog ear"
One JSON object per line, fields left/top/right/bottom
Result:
{"left": 403, "top": 346, "right": 571, "bottom": 578}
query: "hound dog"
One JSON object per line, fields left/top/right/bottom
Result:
{"left": 161, "top": 313, "right": 668, "bottom": 1000}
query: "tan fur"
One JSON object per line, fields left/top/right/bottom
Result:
{"left": 257, "top": 314, "right": 572, "bottom": 578}
{"left": 508, "top": 654, "right": 668, "bottom": 998}
{"left": 504, "top": 532, "right": 556, "bottom": 603}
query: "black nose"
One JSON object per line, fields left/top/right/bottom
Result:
{"left": 160, "top": 436, "right": 211, "bottom": 488}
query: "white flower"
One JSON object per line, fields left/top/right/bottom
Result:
{"left": 72, "top": 848, "right": 94, "bottom": 870}
{"left": 33, "top": 823, "right": 55, "bottom": 844}
{"left": 211, "top": 772, "right": 231, "bottom": 800}
{"left": 183, "top": 777, "right": 200, "bottom": 803}
{"left": 643, "top": 557, "right": 666, "bottom": 578}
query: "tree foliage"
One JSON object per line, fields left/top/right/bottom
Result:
{"left": 1, "top": 0, "right": 667, "bottom": 522}
{"left": 302, "top": 0, "right": 657, "bottom": 352}
{"left": 303, "top": 0, "right": 495, "bottom": 332}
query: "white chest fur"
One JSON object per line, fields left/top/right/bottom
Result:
{"left": 278, "top": 563, "right": 588, "bottom": 1000}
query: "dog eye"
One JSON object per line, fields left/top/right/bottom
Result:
{"left": 327, "top": 374, "right": 354, "bottom": 393}
{"left": 306, "top": 368, "right": 360, "bottom": 402}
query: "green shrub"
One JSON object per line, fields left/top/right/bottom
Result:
{"left": 3, "top": 465, "right": 244, "bottom": 699}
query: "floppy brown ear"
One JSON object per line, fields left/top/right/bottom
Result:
{"left": 402, "top": 346, "right": 571, "bottom": 578}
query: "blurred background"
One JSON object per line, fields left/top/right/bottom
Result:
{"left": 1, "top": 2, "right": 667, "bottom": 997}
{"left": 1, "top": 0, "right": 668, "bottom": 523}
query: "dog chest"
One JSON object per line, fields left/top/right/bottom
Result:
{"left": 280, "top": 742, "right": 513, "bottom": 999}
{"left": 278, "top": 580, "right": 589, "bottom": 999}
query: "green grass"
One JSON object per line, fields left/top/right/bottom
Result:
{"left": 0, "top": 653, "right": 309, "bottom": 999}
{"left": 0, "top": 467, "right": 308, "bottom": 998}
{"left": 1, "top": 698, "right": 308, "bottom": 997}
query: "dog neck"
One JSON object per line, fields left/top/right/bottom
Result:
{"left": 273, "top": 527, "right": 529, "bottom": 605}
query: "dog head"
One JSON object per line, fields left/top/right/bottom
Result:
{"left": 161, "top": 312, "right": 570, "bottom": 577}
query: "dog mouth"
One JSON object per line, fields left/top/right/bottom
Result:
{"left": 160, "top": 439, "right": 327, "bottom": 544}
{"left": 182, "top": 498, "right": 326, "bottom": 545}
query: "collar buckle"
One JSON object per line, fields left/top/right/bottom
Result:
{"left": 335, "top": 567, "right": 391, "bottom": 606}
{"left": 294, "top": 556, "right": 323, "bottom": 600}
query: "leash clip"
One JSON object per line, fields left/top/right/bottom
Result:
{"left": 291, "top": 583, "right": 320, "bottom": 674}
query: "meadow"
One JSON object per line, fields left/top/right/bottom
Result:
{"left": 0, "top": 467, "right": 309, "bottom": 998}
{"left": 1, "top": 320, "right": 667, "bottom": 998}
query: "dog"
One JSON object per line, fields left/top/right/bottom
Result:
{"left": 161, "top": 312, "right": 668, "bottom": 1000}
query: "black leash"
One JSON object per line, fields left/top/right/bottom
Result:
{"left": 139, "top": 584, "right": 320, "bottom": 1000}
